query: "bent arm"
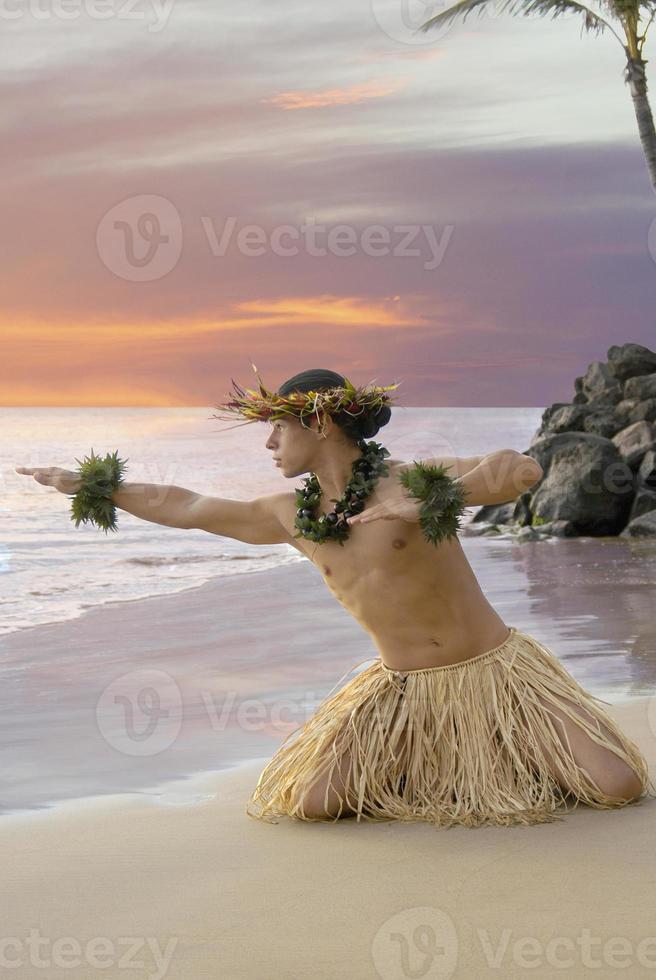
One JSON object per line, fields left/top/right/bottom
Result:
{"left": 457, "top": 450, "right": 543, "bottom": 507}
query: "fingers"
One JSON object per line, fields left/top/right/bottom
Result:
{"left": 15, "top": 466, "right": 54, "bottom": 484}
{"left": 348, "top": 508, "right": 392, "bottom": 525}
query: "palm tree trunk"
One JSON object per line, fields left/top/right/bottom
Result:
{"left": 624, "top": 53, "right": 656, "bottom": 194}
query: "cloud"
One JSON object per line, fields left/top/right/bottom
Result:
{"left": 262, "top": 77, "right": 410, "bottom": 110}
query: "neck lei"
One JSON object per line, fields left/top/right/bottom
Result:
{"left": 292, "top": 438, "right": 391, "bottom": 547}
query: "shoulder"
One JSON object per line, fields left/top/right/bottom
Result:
{"left": 256, "top": 490, "right": 297, "bottom": 520}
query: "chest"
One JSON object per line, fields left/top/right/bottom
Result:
{"left": 293, "top": 516, "right": 421, "bottom": 592}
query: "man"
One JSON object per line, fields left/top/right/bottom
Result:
{"left": 15, "top": 368, "right": 654, "bottom": 828}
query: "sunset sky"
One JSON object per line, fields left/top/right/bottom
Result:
{"left": 2, "top": 0, "right": 655, "bottom": 407}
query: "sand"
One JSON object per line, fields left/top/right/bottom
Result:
{"left": 3, "top": 694, "right": 656, "bottom": 980}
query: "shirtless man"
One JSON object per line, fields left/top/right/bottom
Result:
{"left": 15, "top": 410, "right": 645, "bottom": 817}
{"left": 18, "top": 414, "right": 538, "bottom": 670}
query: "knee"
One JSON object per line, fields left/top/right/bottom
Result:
{"left": 596, "top": 769, "right": 644, "bottom": 805}
{"left": 294, "top": 784, "right": 355, "bottom": 821}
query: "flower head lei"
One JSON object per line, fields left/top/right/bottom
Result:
{"left": 209, "top": 362, "right": 402, "bottom": 545}
{"left": 210, "top": 361, "right": 402, "bottom": 438}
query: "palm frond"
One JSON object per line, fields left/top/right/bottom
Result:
{"left": 419, "top": 0, "right": 615, "bottom": 38}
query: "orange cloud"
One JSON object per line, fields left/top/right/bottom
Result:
{"left": 0, "top": 382, "right": 189, "bottom": 408}
{"left": 0, "top": 294, "right": 427, "bottom": 347}
{"left": 263, "top": 77, "right": 409, "bottom": 110}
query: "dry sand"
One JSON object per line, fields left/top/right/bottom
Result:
{"left": 3, "top": 693, "right": 656, "bottom": 980}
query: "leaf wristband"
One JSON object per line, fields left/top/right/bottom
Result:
{"left": 69, "top": 449, "right": 129, "bottom": 534}
{"left": 398, "top": 460, "right": 469, "bottom": 545}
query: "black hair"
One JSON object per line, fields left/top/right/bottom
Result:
{"left": 276, "top": 368, "right": 392, "bottom": 443}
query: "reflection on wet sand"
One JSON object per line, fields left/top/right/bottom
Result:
{"left": 463, "top": 535, "right": 656, "bottom": 702}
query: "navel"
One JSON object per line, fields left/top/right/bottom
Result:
{"left": 392, "top": 538, "right": 406, "bottom": 549}
{"left": 323, "top": 566, "right": 331, "bottom": 576}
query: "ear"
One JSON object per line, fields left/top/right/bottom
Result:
{"left": 308, "top": 411, "right": 333, "bottom": 438}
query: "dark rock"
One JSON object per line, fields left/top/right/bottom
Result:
{"left": 619, "top": 511, "right": 656, "bottom": 538}
{"left": 580, "top": 361, "right": 622, "bottom": 404}
{"left": 542, "top": 404, "right": 588, "bottom": 434}
{"left": 611, "top": 421, "right": 655, "bottom": 469}
{"left": 470, "top": 501, "right": 516, "bottom": 525}
{"left": 586, "top": 387, "right": 623, "bottom": 408}
{"left": 582, "top": 409, "right": 623, "bottom": 439}
{"left": 526, "top": 432, "right": 634, "bottom": 535}
{"left": 517, "top": 526, "right": 541, "bottom": 541}
{"left": 615, "top": 398, "right": 641, "bottom": 422}
{"left": 638, "top": 449, "right": 656, "bottom": 489}
{"left": 513, "top": 492, "right": 534, "bottom": 526}
{"left": 572, "top": 392, "right": 588, "bottom": 405}
{"left": 607, "top": 343, "right": 656, "bottom": 383}
{"left": 627, "top": 487, "right": 656, "bottom": 522}
{"left": 624, "top": 372, "right": 656, "bottom": 402}
{"left": 531, "top": 519, "right": 577, "bottom": 537}
{"left": 537, "top": 402, "right": 573, "bottom": 433}
{"left": 631, "top": 399, "right": 656, "bottom": 424}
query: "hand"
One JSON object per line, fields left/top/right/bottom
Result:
{"left": 15, "top": 466, "right": 83, "bottom": 495}
{"left": 346, "top": 478, "right": 421, "bottom": 526}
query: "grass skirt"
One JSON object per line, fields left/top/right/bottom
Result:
{"left": 245, "top": 627, "right": 656, "bottom": 828}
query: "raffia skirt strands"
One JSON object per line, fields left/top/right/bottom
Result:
{"left": 245, "top": 627, "right": 656, "bottom": 828}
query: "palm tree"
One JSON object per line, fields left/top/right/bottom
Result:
{"left": 419, "top": 0, "right": 656, "bottom": 194}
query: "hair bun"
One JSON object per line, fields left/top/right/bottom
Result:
{"left": 352, "top": 403, "right": 392, "bottom": 440}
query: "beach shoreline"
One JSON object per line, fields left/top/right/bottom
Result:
{"left": 3, "top": 535, "right": 656, "bottom": 818}
{"left": 3, "top": 699, "right": 656, "bottom": 979}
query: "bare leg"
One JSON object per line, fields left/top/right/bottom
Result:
{"left": 532, "top": 693, "right": 644, "bottom": 803}
{"left": 294, "top": 746, "right": 359, "bottom": 820}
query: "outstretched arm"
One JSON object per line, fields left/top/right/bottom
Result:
{"left": 15, "top": 466, "right": 202, "bottom": 529}
{"left": 15, "top": 465, "right": 293, "bottom": 543}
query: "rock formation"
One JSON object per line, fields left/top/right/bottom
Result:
{"left": 469, "top": 342, "right": 656, "bottom": 539}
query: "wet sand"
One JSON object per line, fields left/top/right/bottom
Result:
{"left": 1, "top": 535, "right": 656, "bottom": 816}
{"left": 3, "top": 534, "right": 656, "bottom": 977}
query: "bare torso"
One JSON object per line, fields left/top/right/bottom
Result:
{"left": 275, "top": 459, "right": 511, "bottom": 670}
